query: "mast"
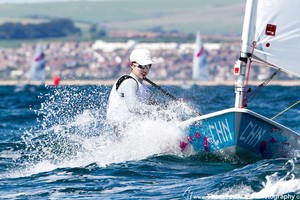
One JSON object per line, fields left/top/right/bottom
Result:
{"left": 234, "top": 0, "right": 257, "bottom": 108}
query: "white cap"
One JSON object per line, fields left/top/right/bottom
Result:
{"left": 129, "top": 49, "right": 154, "bottom": 65}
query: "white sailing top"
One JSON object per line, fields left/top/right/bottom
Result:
{"left": 106, "top": 73, "right": 157, "bottom": 122}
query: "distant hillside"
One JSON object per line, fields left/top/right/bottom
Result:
{"left": 0, "top": 0, "right": 245, "bottom": 35}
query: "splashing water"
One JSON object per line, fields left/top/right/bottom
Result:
{"left": 12, "top": 85, "right": 190, "bottom": 177}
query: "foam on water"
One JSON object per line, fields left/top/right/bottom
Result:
{"left": 250, "top": 158, "right": 300, "bottom": 198}
{"left": 186, "top": 157, "right": 300, "bottom": 199}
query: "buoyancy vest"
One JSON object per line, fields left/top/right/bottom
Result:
{"left": 106, "top": 74, "right": 152, "bottom": 122}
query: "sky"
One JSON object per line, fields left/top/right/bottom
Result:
{"left": 1, "top": 0, "right": 71, "bottom": 3}
{"left": 0, "top": 0, "right": 114, "bottom": 3}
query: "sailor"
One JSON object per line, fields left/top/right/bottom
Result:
{"left": 106, "top": 48, "right": 160, "bottom": 122}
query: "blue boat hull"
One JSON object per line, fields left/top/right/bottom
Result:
{"left": 180, "top": 108, "right": 300, "bottom": 162}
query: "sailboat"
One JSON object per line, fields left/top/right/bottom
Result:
{"left": 27, "top": 43, "right": 46, "bottom": 85}
{"left": 15, "top": 43, "right": 46, "bottom": 92}
{"left": 180, "top": 0, "right": 300, "bottom": 162}
{"left": 192, "top": 31, "right": 209, "bottom": 81}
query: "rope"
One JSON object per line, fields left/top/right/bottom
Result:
{"left": 144, "top": 77, "right": 178, "bottom": 101}
{"left": 144, "top": 77, "right": 202, "bottom": 116}
{"left": 246, "top": 69, "right": 280, "bottom": 103}
{"left": 271, "top": 99, "right": 300, "bottom": 120}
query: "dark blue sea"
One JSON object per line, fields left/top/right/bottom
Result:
{"left": 0, "top": 83, "right": 299, "bottom": 199}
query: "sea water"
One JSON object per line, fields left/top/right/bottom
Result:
{"left": 0, "top": 84, "right": 299, "bottom": 199}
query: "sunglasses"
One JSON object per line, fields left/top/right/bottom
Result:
{"left": 133, "top": 62, "right": 152, "bottom": 70}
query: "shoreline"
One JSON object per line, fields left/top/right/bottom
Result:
{"left": 1, "top": 80, "right": 300, "bottom": 86}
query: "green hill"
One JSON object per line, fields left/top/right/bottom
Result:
{"left": 0, "top": 0, "right": 245, "bottom": 35}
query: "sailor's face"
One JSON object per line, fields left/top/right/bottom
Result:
{"left": 131, "top": 63, "right": 150, "bottom": 79}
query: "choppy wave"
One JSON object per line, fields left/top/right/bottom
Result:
{"left": 0, "top": 84, "right": 299, "bottom": 199}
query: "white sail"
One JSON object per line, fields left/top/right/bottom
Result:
{"left": 243, "top": 0, "right": 300, "bottom": 78}
{"left": 180, "top": 0, "right": 300, "bottom": 163}
{"left": 192, "top": 31, "right": 209, "bottom": 81}
{"left": 28, "top": 44, "right": 46, "bottom": 82}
